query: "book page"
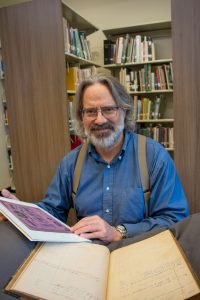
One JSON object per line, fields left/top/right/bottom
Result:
{"left": 107, "top": 230, "right": 200, "bottom": 300}
{"left": 0, "top": 200, "right": 70, "bottom": 232}
{"left": 9, "top": 242, "right": 110, "bottom": 300}
{"left": 0, "top": 197, "right": 89, "bottom": 243}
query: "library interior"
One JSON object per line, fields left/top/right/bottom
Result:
{"left": 0, "top": 0, "right": 200, "bottom": 299}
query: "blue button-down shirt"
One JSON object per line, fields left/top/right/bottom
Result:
{"left": 38, "top": 132, "right": 189, "bottom": 238}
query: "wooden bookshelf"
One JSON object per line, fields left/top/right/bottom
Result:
{"left": 65, "top": 52, "right": 101, "bottom": 67}
{"left": 62, "top": 3, "right": 101, "bottom": 143}
{"left": 172, "top": 0, "right": 200, "bottom": 213}
{"left": 0, "top": 0, "right": 70, "bottom": 201}
{"left": 136, "top": 119, "right": 174, "bottom": 123}
{"left": 62, "top": 1, "right": 98, "bottom": 35}
{"left": 0, "top": 0, "right": 101, "bottom": 201}
{"left": 130, "top": 90, "right": 173, "bottom": 95}
{"left": 103, "top": 22, "right": 171, "bottom": 38}
{"left": 0, "top": 40, "right": 14, "bottom": 190}
{"left": 104, "top": 58, "right": 173, "bottom": 69}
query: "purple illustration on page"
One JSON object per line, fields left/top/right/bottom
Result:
{"left": 1, "top": 201, "right": 70, "bottom": 233}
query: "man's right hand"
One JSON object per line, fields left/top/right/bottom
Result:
{"left": 0, "top": 188, "right": 19, "bottom": 221}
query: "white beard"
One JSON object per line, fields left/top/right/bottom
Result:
{"left": 84, "top": 114, "right": 125, "bottom": 149}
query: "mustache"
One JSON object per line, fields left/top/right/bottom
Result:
{"left": 90, "top": 123, "right": 114, "bottom": 132}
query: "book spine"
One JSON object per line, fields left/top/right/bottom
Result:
{"left": 104, "top": 40, "right": 114, "bottom": 65}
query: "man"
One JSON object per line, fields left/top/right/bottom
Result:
{"left": 1, "top": 74, "right": 189, "bottom": 243}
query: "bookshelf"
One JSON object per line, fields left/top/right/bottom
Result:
{"left": 0, "top": 40, "right": 15, "bottom": 191}
{"left": 172, "top": 0, "right": 200, "bottom": 213}
{"left": 62, "top": 5, "right": 100, "bottom": 146}
{"left": 103, "top": 23, "right": 174, "bottom": 153}
{"left": 0, "top": 0, "right": 100, "bottom": 201}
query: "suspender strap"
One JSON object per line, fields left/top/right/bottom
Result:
{"left": 72, "top": 142, "right": 88, "bottom": 206}
{"left": 137, "top": 134, "right": 150, "bottom": 217}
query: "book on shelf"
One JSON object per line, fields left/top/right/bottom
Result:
{"left": 164, "top": 63, "right": 173, "bottom": 89}
{"left": 81, "top": 65, "right": 97, "bottom": 80}
{"left": 66, "top": 65, "right": 97, "bottom": 91}
{"left": 0, "top": 58, "right": 4, "bottom": 79}
{"left": 121, "top": 33, "right": 129, "bottom": 63}
{"left": 105, "top": 34, "right": 156, "bottom": 65}
{"left": 0, "top": 197, "right": 89, "bottom": 243}
{"left": 79, "top": 31, "right": 90, "bottom": 60}
{"left": 4, "top": 230, "right": 200, "bottom": 300}
{"left": 4, "top": 107, "right": 9, "bottom": 125}
{"left": 7, "top": 148, "right": 13, "bottom": 169}
{"left": 73, "top": 28, "right": 84, "bottom": 59}
{"left": 62, "top": 17, "right": 71, "bottom": 53}
{"left": 153, "top": 96, "right": 161, "bottom": 119}
{"left": 123, "top": 63, "right": 173, "bottom": 93}
{"left": 138, "top": 126, "right": 174, "bottom": 149}
{"left": 67, "top": 95, "right": 75, "bottom": 132}
{"left": 63, "top": 17, "right": 93, "bottom": 60}
{"left": 134, "top": 96, "right": 160, "bottom": 121}
{"left": 104, "top": 39, "right": 115, "bottom": 65}
{"left": 66, "top": 65, "right": 79, "bottom": 91}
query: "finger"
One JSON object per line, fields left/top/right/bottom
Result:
{"left": 1, "top": 189, "right": 18, "bottom": 200}
{"left": 73, "top": 222, "right": 101, "bottom": 235}
{"left": 71, "top": 216, "right": 100, "bottom": 231}
{"left": 0, "top": 214, "right": 6, "bottom": 222}
{"left": 80, "top": 231, "right": 103, "bottom": 240}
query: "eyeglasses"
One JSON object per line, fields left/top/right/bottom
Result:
{"left": 81, "top": 106, "right": 121, "bottom": 119}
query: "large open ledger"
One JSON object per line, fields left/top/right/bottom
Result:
{"left": 0, "top": 197, "right": 88, "bottom": 243}
{"left": 5, "top": 230, "right": 200, "bottom": 300}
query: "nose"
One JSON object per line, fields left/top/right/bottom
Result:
{"left": 94, "top": 110, "right": 107, "bottom": 124}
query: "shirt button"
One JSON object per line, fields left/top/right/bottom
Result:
{"left": 118, "top": 156, "right": 122, "bottom": 160}
{"left": 107, "top": 164, "right": 110, "bottom": 168}
{"left": 106, "top": 186, "right": 110, "bottom": 191}
{"left": 105, "top": 209, "right": 110, "bottom": 213}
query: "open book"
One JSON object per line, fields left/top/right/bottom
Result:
{"left": 0, "top": 197, "right": 89, "bottom": 243}
{"left": 4, "top": 230, "right": 200, "bottom": 300}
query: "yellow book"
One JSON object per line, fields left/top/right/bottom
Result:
{"left": 66, "top": 66, "right": 78, "bottom": 91}
{"left": 4, "top": 230, "right": 200, "bottom": 300}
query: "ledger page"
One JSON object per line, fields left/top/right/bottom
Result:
{"left": 10, "top": 242, "right": 110, "bottom": 300}
{"left": 107, "top": 230, "right": 200, "bottom": 300}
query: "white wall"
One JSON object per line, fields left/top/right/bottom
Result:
{"left": 63, "top": 0, "right": 171, "bottom": 30}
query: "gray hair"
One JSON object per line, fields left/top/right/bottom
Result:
{"left": 73, "top": 74, "right": 135, "bottom": 139}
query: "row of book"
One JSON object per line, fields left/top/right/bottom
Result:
{"left": 104, "top": 34, "right": 155, "bottom": 65}
{"left": 0, "top": 58, "right": 4, "bottom": 79}
{"left": 63, "top": 17, "right": 93, "bottom": 61}
{"left": 0, "top": 80, "right": 6, "bottom": 102}
{"left": 133, "top": 96, "right": 162, "bottom": 121}
{"left": 66, "top": 65, "right": 97, "bottom": 91}
{"left": 119, "top": 63, "right": 173, "bottom": 92}
{"left": 7, "top": 148, "right": 14, "bottom": 170}
{"left": 0, "top": 44, "right": 15, "bottom": 190}
{"left": 4, "top": 107, "right": 8, "bottom": 126}
{"left": 138, "top": 126, "right": 174, "bottom": 149}
{"left": 68, "top": 99, "right": 75, "bottom": 132}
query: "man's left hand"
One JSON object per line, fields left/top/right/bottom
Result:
{"left": 70, "top": 215, "right": 122, "bottom": 243}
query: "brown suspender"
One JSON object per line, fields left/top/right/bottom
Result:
{"left": 69, "top": 142, "right": 88, "bottom": 225}
{"left": 137, "top": 134, "right": 150, "bottom": 217}
{"left": 68, "top": 134, "right": 150, "bottom": 225}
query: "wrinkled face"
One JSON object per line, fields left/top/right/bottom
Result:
{"left": 81, "top": 83, "right": 125, "bottom": 148}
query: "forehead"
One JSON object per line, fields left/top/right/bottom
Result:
{"left": 82, "top": 83, "right": 116, "bottom": 107}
